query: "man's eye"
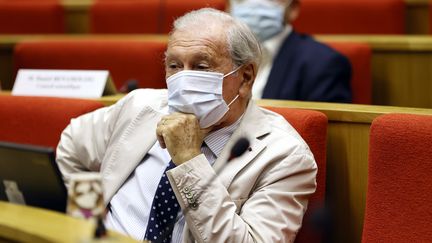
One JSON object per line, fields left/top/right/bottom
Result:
{"left": 168, "top": 63, "right": 179, "bottom": 69}
{"left": 196, "top": 64, "right": 209, "bottom": 70}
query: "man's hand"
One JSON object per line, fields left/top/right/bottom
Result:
{"left": 156, "top": 113, "right": 211, "bottom": 165}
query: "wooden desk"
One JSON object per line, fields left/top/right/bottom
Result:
{"left": 0, "top": 201, "right": 139, "bottom": 243}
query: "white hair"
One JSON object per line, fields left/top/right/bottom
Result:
{"left": 172, "top": 8, "right": 262, "bottom": 67}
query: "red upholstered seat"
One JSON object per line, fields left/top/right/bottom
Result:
{"left": 362, "top": 113, "right": 432, "bottom": 242}
{"left": 264, "top": 106, "right": 328, "bottom": 243}
{"left": 0, "top": 96, "right": 103, "bottom": 149}
{"left": 90, "top": 0, "right": 226, "bottom": 34}
{"left": 325, "top": 42, "right": 372, "bottom": 104}
{"left": 90, "top": 0, "right": 161, "bottom": 34}
{"left": 0, "top": 0, "right": 65, "bottom": 34}
{"left": 13, "top": 40, "right": 167, "bottom": 90}
{"left": 293, "top": 0, "right": 405, "bottom": 34}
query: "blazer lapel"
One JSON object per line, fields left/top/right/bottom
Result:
{"left": 102, "top": 106, "right": 164, "bottom": 204}
{"left": 182, "top": 101, "right": 272, "bottom": 242}
{"left": 213, "top": 101, "right": 272, "bottom": 189}
{"left": 101, "top": 100, "right": 272, "bottom": 202}
{"left": 263, "top": 31, "right": 299, "bottom": 99}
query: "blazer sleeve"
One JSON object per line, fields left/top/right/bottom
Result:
{"left": 301, "top": 51, "right": 352, "bottom": 103}
{"left": 167, "top": 152, "right": 317, "bottom": 243}
{"left": 56, "top": 95, "right": 127, "bottom": 186}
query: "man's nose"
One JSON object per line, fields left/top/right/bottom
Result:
{"left": 182, "top": 65, "right": 193, "bottom": 71}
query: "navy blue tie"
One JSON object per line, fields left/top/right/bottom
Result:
{"left": 144, "top": 161, "right": 180, "bottom": 243}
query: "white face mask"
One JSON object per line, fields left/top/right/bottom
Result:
{"left": 167, "top": 67, "right": 241, "bottom": 128}
{"left": 231, "top": 0, "right": 285, "bottom": 41}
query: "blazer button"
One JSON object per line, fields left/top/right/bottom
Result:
{"left": 182, "top": 187, "right": 190, "bottom": 193}
{"left": 187, "top": 197, "right": 195, "bottom": 204}
{"left": 190, "top": 202, "right": 198, "bottom": 210}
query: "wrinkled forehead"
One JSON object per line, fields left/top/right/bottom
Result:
{"left": 169, "top": 23, "right": 227, "bottom": 47}
{"left": 170, "top": 14, "right": 231, "bottom": 42}
{"left": 167, "top": 27, "right": 231, "bottom": 60}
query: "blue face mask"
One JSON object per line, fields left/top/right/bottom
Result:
{"left": 231, "top": 1, "right": 285, "bottom": 41}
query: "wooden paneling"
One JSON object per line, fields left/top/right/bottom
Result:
{"left": 406, "top": 0, "right": 430, "bottom": 34}
{"left": 325, "top": 122, "right": 369, "bottom": 243}
{"left": 318, "top": 35, "right": 432, "bottom": 108}
{"left": 63, "top": 0, "right": 93, "bottom": 34}
{"left": 371, "top": 51, "right": 432, "bottom": 108}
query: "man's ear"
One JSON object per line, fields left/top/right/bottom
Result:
{"left": 239, "top": 63, "right": 256, "bottom": 98}
{"left": 286, "top": 1, "right": 300, "bottom": 23}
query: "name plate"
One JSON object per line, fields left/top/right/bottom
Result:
{"left": 12, "top": 69, "right": 112, "bottom": 98}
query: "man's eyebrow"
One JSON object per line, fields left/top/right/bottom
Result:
{"left": 194, "top": 52, "right": 212, "bottom": 61}
{"left": 164, "top": 52, "right": 214, "bottom": 63}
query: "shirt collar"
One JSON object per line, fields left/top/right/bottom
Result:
{"left": 204, "top": 115, "right": 244, "bottom": 158}
{"left": 262, "top": 24, "right": 293, "bottom": 58}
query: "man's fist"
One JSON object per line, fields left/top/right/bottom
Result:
{"left": 156, "top": 113, "right": 211, "bottom": 165}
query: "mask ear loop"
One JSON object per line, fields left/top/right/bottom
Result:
{"left": 223, "top": 65, "right": 243, "bottom": 78}
{"left": 227, "top": 94, "right": 240, "bottom": 107}
{"left": 224, "top": 65, "right": 243, "bottom": 107}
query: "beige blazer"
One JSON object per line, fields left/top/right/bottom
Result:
{"left": 56, "top": 89, "right": 317, "bottom": 243}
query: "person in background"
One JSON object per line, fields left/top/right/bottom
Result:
{"left": 56, "top": 8, "right": 317, "bottom": 243}
{"left": 231, "top": 0, "right": 352, "bottom": 102}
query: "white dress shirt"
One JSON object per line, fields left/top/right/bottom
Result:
{"left": 105, "top": 116, "right": 243, "bottom": 242}
{"left": 252, "top": 25, "right": 293, "bottom": 99}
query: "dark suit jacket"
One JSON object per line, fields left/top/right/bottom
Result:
{"left": 262, "top": 31, "right": 352, "bottom": 103}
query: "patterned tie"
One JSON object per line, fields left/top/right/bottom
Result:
{"left": 144, "top": 161, "right": 180, "bottom": 243}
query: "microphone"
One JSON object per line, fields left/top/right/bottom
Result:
{"left": 310, "top": 203, "right": 332, "bottom": 243}
{"left": 227, "top": 137, "right": 250, "bottom": 162}
{"left": 119, "top": 79, "right": 139, "bottom": 93}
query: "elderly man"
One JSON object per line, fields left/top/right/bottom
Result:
{"left": 56, "top": 8, "right": 317, "bottom": 243}
{"left": 231, "top": 0, "right": 352, "bottom": 103}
